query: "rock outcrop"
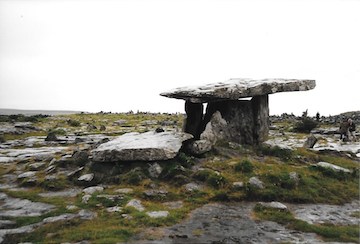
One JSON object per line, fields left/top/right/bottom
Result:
{"left": 91, "top": 131, "right": 193, "bottom": 162}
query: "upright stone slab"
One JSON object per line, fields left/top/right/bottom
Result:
{"left": 161, "top": 78, "right": 315, "bottom": 145}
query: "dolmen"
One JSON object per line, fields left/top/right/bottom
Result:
{"left": 161, "top": 78, "right": 316, "bottom": 149}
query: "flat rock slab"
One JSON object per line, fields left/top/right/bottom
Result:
{"left": 91, "top": 131, "right": 193, "bottom": 162}
{"left": 161, "top": 78, "right": 315, "bottom": 103}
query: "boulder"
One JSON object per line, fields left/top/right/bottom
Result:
{"left": 200, "top": 111, "right": 228, "bottom": 144}
{"left": 91, "top": 131, "right": 193, "bottom": 162}
{"left": 45, "top": 132, "right": 58, "bottom": 142}
{"left": 303, "top": 135, "right": 318, "bottom": 148}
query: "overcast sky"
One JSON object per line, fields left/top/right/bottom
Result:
{"left": 0, "top": 0, "right": 359, "bottom": 116}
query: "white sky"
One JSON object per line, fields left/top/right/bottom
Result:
{"left": 0, "top": 0, "right": 359, "bottom": 116}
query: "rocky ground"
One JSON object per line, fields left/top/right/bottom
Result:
{"left": 0, "top": 112, "right": 359, "bottom": 243}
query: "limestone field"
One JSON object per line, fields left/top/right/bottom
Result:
{"left": 0, "top": 111, "right": 359, "bottom": 243}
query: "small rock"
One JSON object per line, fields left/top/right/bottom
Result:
{"left": 184, "top": 183, "right": 202, "bottom": 192}
{"left": 155, "top": 127, "right": 164, "bottom": 133}
{"left": 126, "top": 199, "right": 145, "bottom": 212}
{"left": 316, "top": 162, "right": 351, "bottom": 173}
{"left": 249, "top": 177, "right": 265, "bottom": 189}
{"left": 186, "top": 139, "right": 213, "bottom": 155}
{"left": 146, "top": 211, "right": 169, "bottom": 218}
{"left": 28, "top": 162, "right": 46, "bottom": 171}
{"left": 115, "top": 188, "right": 134, "bottom": 194}
{"left": 83, "top": 186, "right": 104, "bottom": 195}
{"left": 99, "top": 125, "right": 106, "bottom": 131}
{"left": 121, "top": 214, "right": 133, "bottom": 220}
{"left": 148, "top": 163, "right": 163, "bottom": 178}
{"left": 97, "top": 194, "right": 123, "bottom": 201}
{"left": 17, "top": 171, "right": 36, "bottom": 179}
{"left": 45, "top": 132, "right": 58, "bottom": 141}
{"left": 78, "top": 173, "right": 94, "bottom": 182}
{"left": 78, "top": 209, "right": 97, "bottom": 220}
{"left": 259, "top": 201, "right": 288, "bottom": 210}
{"left": 67, "top": 167, "right": 84, "bottom": 178}
{"left": 163, "top": 201, "right": 183, "bottom": 210}
{"left": 106, "top": 206, "right": 123, "bottom": 213}
{"left": 66, "top": 205, "right": 78, "bottom": 211}
{"left": 232, "top": 181, "right": 244, "bottom": 189}
{"left": 143, "top": 189, "right": 168, "bottom": 199}
{"left": 289, "top": 172, "right": 300, "bottom": 186}
{"left": 82, "top": 194, "right": 91, "bottom": 204}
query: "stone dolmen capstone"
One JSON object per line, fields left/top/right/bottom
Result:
{"left": 161, "top": 78, "right": 315, "bottom": 145}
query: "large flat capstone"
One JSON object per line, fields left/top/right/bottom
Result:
{"left": 91, "top": 131, "right": 193, "bottom": 162}
{"left": 161, "top": 78, "right": 315, "bottom": 103}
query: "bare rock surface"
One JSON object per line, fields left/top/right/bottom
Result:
{"left": 0, "top": 192, "right": 55, "bottom": 217}
{"left": 161, "top": 78, "right": 316, "bottom": 103}
{"left": 91, "top": 131, "right": 193, "bottom": 162}
{"left": 131, "top": 202, "right": 322, "bottom": 244}
{"left": 290, "top": 200, "right": 360, "bottom": 226}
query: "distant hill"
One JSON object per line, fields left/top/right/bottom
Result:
{"left": 0, "top": 108, "right": 83, "bottom": 116}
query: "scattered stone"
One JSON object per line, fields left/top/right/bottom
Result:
{"left": 45, "top": 132, "right": 58, "bottom": 142}
{"left": 148, "top": 162, "right": 163, "bottom": 178}
{"left": 83, "top": 186, "right": 104, "bottom": 195}
{"left": 82, "top": 194, "right": 91, "bottom": 204}
{"left": 316, "top": 162, "right": 351, "bottom": 173}
{"left": 249, "top": 177, "right": 265, "bottom": 189}
{"left": 121, "top": 214, "right": 133, "bottom": 220}
{"left": 289, "top": 172, "right": 300, "bottom": 186}
{"left": 163, "top": 201, "right": 183, "bottom": 210}
{"left": 126, "top": 199, "right": 145, "bottom": 212}
{"left": 186, "top": 139, "right": 213, "bottom": 155}
{"left": 184, "top": 183, "right": 202, "bottom": 192}
{"left": 67, "top": 167, "right": 84, "bottom": 178}
{"left": 303, "top": 134, "right": 318, "bottom": 148}
{"left": 146, "top": 211, "right": 169, "bottom": 218}
{"left": 17, "top": 171, "right": 36, "bottom": 179}
{"left": 115, "top": 188, "right": 134, "bottom": 194}
{"left": 78, "top": 209, "right": 97, "bottom": 220}
{"left": 91, "top": 131, "right": 193, "bottom": 162}
{"left": 66, "top": 205, "right": 78, "bottom": 211}
{"left": 78, "top": 173, "right": 94, "bottom": 182}
{"left": 28, "top": 162, "right": 46, "bottom": 171}
{"left": 143, "top": 189, "right": 168, "bottom": 199}
{"left": 232, "top": 181, "right": 244, "bottom": 189}
{"left": 97, "top": 194, "right": 123, "bottom": 202}
{"left": 259, "top": 201, "right": 288, "bottom": 210}
{"left": 106, "top": 206, "right": 123, "bottom": 213}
